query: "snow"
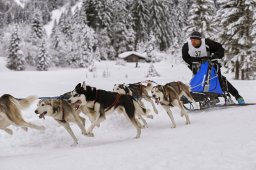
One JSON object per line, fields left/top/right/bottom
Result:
{"left": 44, "top": 6, "right": 67, "bottom": 37}
{"left": 0, "top": 57, "right": 256, "bottom": 170}
{"left": 13, "top": 0, "right": 25, "bottom": 8}
{"left": 44, "top": 1, "right": 83, "bottom": 37}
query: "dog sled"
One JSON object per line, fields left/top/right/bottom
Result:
{"left": 181, "top": 60, "right": 256, "bottom": 111}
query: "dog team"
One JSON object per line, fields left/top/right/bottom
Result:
{"left": 0, "top": 80, "right": 196, "bottom": 145}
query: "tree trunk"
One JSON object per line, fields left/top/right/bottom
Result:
{"left": 241, "top": 56, "right": 244, "bottom": 80}
{"left": 235, "top": 60, "right": 239, "bottom": 80}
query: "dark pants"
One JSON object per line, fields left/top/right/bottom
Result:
{"left": 189, "top": 64, "right": 241, "bottom": 99}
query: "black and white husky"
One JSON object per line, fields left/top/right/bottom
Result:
{"left": 68, "top": 82, "right": 149, "bottom": 138}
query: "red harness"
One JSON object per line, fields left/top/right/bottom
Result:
{"left": 93, "top": 91, "right": 121, "bottom": 112}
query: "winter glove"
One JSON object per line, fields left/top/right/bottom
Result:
{"left": 200, "top": 56, "right": 210, "bottom": 63}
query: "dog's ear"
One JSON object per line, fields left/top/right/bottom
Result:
{"left": 86, "top": 85, "right": 91, "bottom": 93}
{"left": 52, "top": 100, "right": 61, "bottom": 113}
{"left": 82, "top": 81, "right": 86, "bottom": 89}
{"left": 92, "top": 87, "right": 97, "bottom": 94}
{"left": 75, "top": 83, "right": 82, "bottom": 90}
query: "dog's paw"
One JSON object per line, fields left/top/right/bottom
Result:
{"left": 185, "top": 121, "right": 191, "bottom": 125}
{"left": 82, "top": 131, "right": 88, "bottom": 136}
{"left": 86, "top": 132, "right": 95, "bottom": 137}
{"left": 22, "top": 127, "right": 28, "bottom": 132}
{"left": 171, "top": 124, "right": 176, "bottom": 128}
{"left": 5, "top": 129, "right": 13, "bottom": 135}
{"left": 71, "top": 142, "right": 78, "bottom": 147}
{"left": 142, "top": 125, "right": 149, "bottom": 129}
{"left": 147, "top": 115, "right": 154, "bottom": 119}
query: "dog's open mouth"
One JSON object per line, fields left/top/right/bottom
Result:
{"left": 73, "top": 100, "right": 82, "bottom": 110}
{"left": 39, "top": 111, "right": 47, "bottom": 119}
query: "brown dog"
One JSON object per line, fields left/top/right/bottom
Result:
{"left": 0, "top": 94, "right": 45, "bottom": 135}
{"left": 151, "top": 84, "right": 191, "bottom": 128}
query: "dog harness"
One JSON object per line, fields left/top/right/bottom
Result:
{"left": 93, "top": 90, "right": 121, "bottom": 112}
{"left": 104, "top": 93, "right": 121, "bottom": 112}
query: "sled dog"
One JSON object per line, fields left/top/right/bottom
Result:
{"left": 113, "top": 80, "right": 158, "bottom": 114}
{"left": 165, "top": 81, "right": 197, "bottom": 107}
{"left": 0, "top": 94, "right": 45, "bottom": 135}
{"left": 151, "top": 84, "right": 191, "bottom": 128}
{"left": 68, "top": 82, "right": 149, "bottom": 138}
{"left": 60, "top": 91, "right": 97, "bottom": 125}
{"left": 35, "top": 99, "right": 87, "bottom": 145}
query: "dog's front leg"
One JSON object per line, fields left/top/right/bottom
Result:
{"left": 72, "top": 111, "right": 88, "bottom": 136}
{"left": 162, "top": 105, "right": 176, "bottom": 128}
{"left": 56, "top": 120, "right": 78, "bottom": 146}
{"left": 87, "top": 104, "right": 105, "bottom": 137}
{"left": 135, "top": 113, "right": 148, "bottom": 128}
{"left": 173, "top": 99, "right": 191, "bottom": 125}
{"left": 144, "top": 96, "right": 159, "bottom": 114}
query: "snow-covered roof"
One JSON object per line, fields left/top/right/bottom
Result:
{"left": 118, "top": 51, "right": 147, "bottom": 59}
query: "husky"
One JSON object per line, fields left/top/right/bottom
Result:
{"left": 35, "top": 99, "right": 88, "bottom": 145}
{"left": 60, "top": 92, "right": 97, "bottom": 125}
{"left": 165, "top": 81, "right": 198, "bottom": 108}
{"left": 68, "top": 82, "right": 149, "bottom": 138}
{"left": 113, "top": 80, "right": 158, "bottom": 114}
{"left": 0, "top": 94, "right": 45, "bottom": 135}
{"left": 151, "top": 84, "right": 191, "bottom": 128}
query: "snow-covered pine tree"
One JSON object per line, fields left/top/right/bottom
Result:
{"left": 130, "top": 0, "right": 150, "bottom": 50}
{"left": 36, "top": 41, "right": 50, "bottom": 71}
{"left": 49, "top": 19, "right": 68, "bottom": 66}
{"left": 7, "top": 26, "right": 25, "bottom": 71}
{"left": 25, "top": 9, "right": 46, "bottom": 67}
{"left": 241, "top": 0, "right": 256, "bottom": 79}
{"left": 185, "top": 0, "right": 216, "bottom": 38}
{"left": 83, "top": 0, "right": 112, "bottom": 31}
{"left": 148, "top": 0, "right": 175, "bottom": 51}
{"left": 31, "top": 9, "right": 44, "bottom": 41}
{"left": 246, "top": 0, "right": 256, "bottom": 79}
{"left": 217, "top": 0, "right": 256, "bottom": 79}
{"left": 108, "top": 1, "right": 136, "bottom": 57}
{"left": 146, "top": 64, "right": 160, "bottom": 77}
{"left": 174, "top": 0, "right": 192, "bottom": 44}
{"left": 97, "top": 28, "right": 115, "bottom": 60}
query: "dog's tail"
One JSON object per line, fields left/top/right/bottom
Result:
{"left": 14, "top": 96, "right": 38, "bottom": 110}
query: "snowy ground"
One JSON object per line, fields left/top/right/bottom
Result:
{"left": 0, "top": 57, "right": 256, "bottom": 170}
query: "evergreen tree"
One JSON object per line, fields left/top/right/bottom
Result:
{"left": 49, "top": 20, "right": 68, "bottom": 66}
{"left": 186, "top": 0, "right": 216, "bottom": 38}
{"left": 175, "top": 0, "right": 192, "bottom": 43}
{"left": 83, "top": 0, "right": 112, "bottom": 31}
{"left": 217, "top": 0, "right": 256, "bottom": 79}
{"left": 7, "top": 26, "right": 25, "bottom": 71}
{"left": 146, "top": 64, "right": 160, "bottom": 77}
{"left": 97, "top": 28, "right": 115, "bottom": 60}
{"left": 130, "top": 0, "right": 150, "bottom": 50}
{"left": 31, "top": 9, "right": 44, "bottom": 40}
{"left": 244, "top": 0, "right": 256, "bottom": 79}
{"left": 36, "top": 41, "right": 50, "bottom": 71}
{"left": 26, "top": 9, "right": 46, "bottom": 67}
{"left": 148, "top": 0, "right": 174, "bottom": 51}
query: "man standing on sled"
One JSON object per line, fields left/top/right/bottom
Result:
{"left": 181, "top": 31, "right": 245, "bottom": 104}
